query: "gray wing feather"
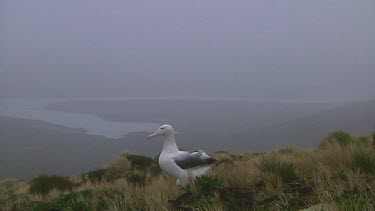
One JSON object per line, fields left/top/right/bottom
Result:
{"left": 173, "top": 150, "right": 217, "bottom": 169}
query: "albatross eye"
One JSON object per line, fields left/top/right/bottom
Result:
{"left": 161, "top": 128, "right": 164, "bottom": 130}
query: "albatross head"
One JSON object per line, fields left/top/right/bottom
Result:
{"left": 148, "top": 124, "right": 174, "bottom": 139}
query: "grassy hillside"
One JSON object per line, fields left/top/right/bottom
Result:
{"left": 1, "top": 131, "right": 375, "bottom": 210}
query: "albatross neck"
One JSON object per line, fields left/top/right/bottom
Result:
{"left": 162, "top": 134, "right": 178, "bottom": 153}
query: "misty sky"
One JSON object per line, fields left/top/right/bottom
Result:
{"left": 1, "top": 0, "right": 374, "bottom": 101}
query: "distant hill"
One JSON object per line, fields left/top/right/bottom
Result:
{"left": 250, "top": 100, "right": 375, "bottom": 149}
{"left": 46, "top": 98, "right": 375, "bottom": 151}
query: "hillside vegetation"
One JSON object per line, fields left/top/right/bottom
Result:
{"left": 1, "top": 131, "right": 375, "bottom": 210}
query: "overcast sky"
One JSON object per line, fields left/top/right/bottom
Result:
{"left": 1, "top": 0, "right": 374, "bottom": 101}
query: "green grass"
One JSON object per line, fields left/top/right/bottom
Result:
{"left": 259, "top": 156, "right": 298, "bottom": 183}
{"left": 21, "top": 190, "right": 100, "bottom": 211}
{"left": 334, "top": 192, "right": 373, "bottom": 211}
{"left": 81, "top": 169, "right": 107, "bottom": 183}
{"left": 352, "top": 148, "right": 375, "bottom": 174}
{"left": 194, "top": 175, "right": 224, "bottom": 191}
{"left": 319, "top": 130, "right": 354, "bottom": 148}
{"left": 29, "top": 175, "right": 75, "bottom": 195}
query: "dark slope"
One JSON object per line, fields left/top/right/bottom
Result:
{"left": 249, "top": 100, "right": 375, "bottom": 149}
{"left": 0, "top": 116, "right": 124, "bottom": 180}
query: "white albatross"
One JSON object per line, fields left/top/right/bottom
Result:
{"left": 148, "top": 124, "right": 217, "bottom": 186}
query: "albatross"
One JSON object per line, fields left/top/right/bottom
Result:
{"left": 148, "top": 124, "right": 217, "bottom": 186}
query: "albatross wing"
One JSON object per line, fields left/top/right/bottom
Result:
{"left": 173, "top": 150, "right": 217, "bottom": 169}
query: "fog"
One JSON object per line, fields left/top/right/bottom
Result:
{"left": 1, "top": 0, "right": 374, "bottom": 101}
{"left": 1, "top": 1, "right": 375, "bottom": 179}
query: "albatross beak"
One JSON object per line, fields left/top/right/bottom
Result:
{"left": 148, "top": 132, "right": 159, "bottom": 139}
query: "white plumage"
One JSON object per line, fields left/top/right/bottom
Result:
{"left": 148, "top": 124, "right": 217, "bottom": 186}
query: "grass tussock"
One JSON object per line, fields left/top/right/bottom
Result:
{"left": 29, "top": 175, "right": 76, "bottom": 195}
{"left": 259, "top": 155, "right": 298, "bottom": 183}
{"left": 1, "top": 131, "right": 375, "bottom": 210}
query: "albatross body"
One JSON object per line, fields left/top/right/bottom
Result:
{"left": 148, "top": 124, "right": 217, "bottom": 186}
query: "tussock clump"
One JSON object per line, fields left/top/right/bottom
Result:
{"left": 278, "top": 145, "right": 295, "bottom": 154}
{"left": 106, "top": 153, "right": 131, "bottom": 172}
{"left": 126, "top": 154, "right": 154, "bottom": 170}
{"left": 216, "top": 158, "right": 234, "bottom": 166}
{"left": 352, "top": 147, "right": 375, "bottom": 174}
{"left": 0, "top": 179, "right": 29, "bottom": 195}
{"left": 101, "top": 153, "right": 161, "bottom": 184}
{"left": 259, "top": 156, "right": 298, "bottom": 183}
{"left": 125, "top": 171, "right": 149, "bottom": 186}
{"left": 334, "top": 191, "right": 375, "bottom": 211}
{"left": 29, "top": 175, "right": 75, "bottom": 195}
{"left": 117, "top": 154, "right": 161, "bottom": 175}
{"left": 189, "top": 175, "right": 224, "bottom": 192}
{"left": 319, "top": 130, "right": 353, "bottom": 148}
{"left": 230, "top": 154, "right": 244, "bottom": 160}
{"left": 0, "top": 179, "right": 29, "bottom": 210}
{"left": 211, "top": 157, "right": 257, "bottom": 188}
{"left": 81, "top": 169, "right": 107, "bottom": 183}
